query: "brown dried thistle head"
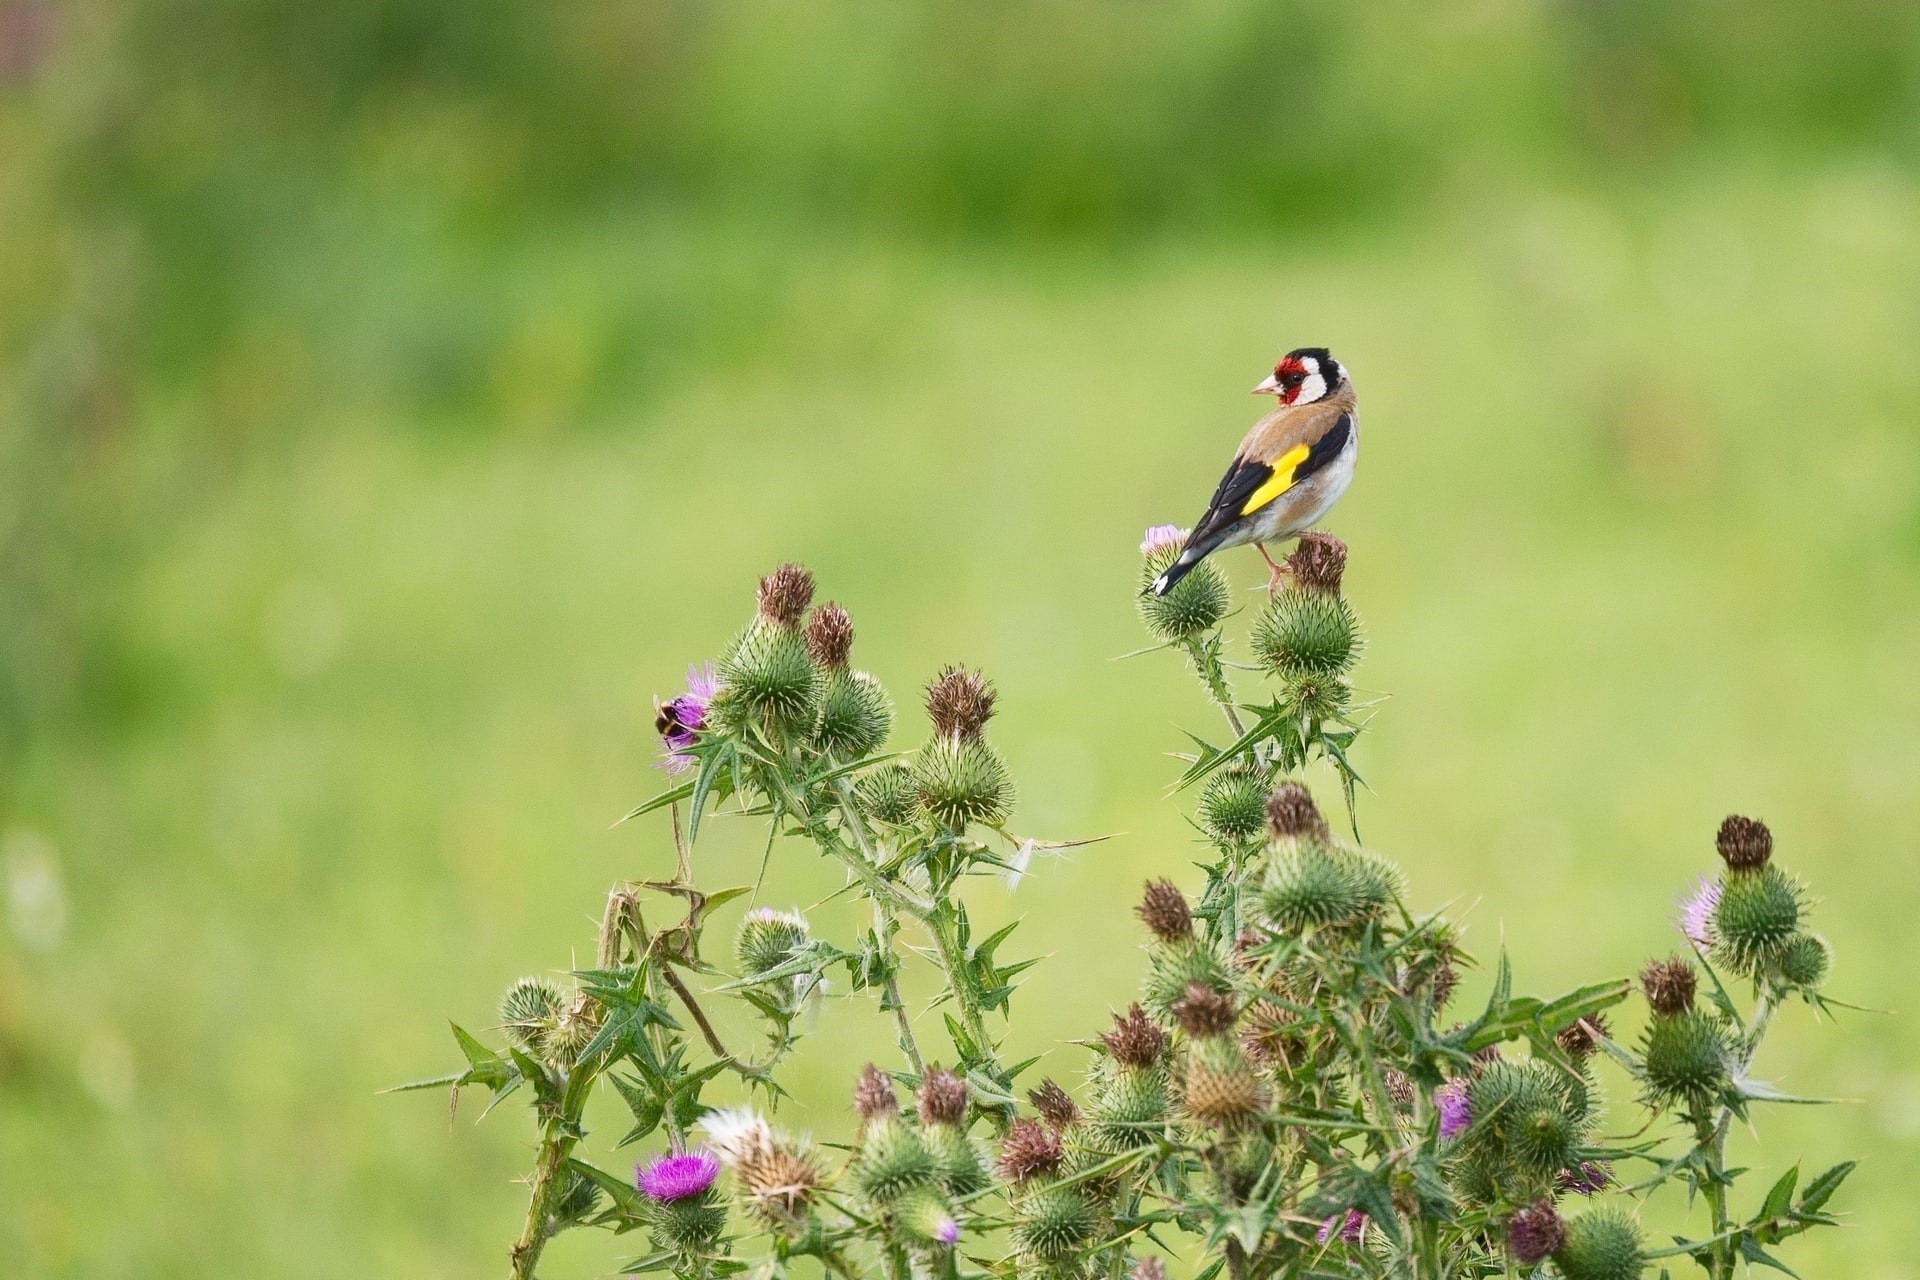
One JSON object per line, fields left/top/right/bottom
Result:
{"left": 917, "top": 1067, "right": 969, "bottom": 1127}
{"left": 1027, "top": 1078, "right": 1080, "bottom": 1131}
{"left": 853, "top": 1062, "right": 898, "bottom": 1124}
{"left": 1286, "top": 531, "right": 1348, "bottom": 595}
{"left": 805, "top": 603, "right": 855, "bottom": 668}
{"left": 1715, "top": 814, "right": 1773, "bottom": 871}
{"left": 1641, "top": 956, "right": 1698, "bottom": 1016}
{"left": 924, "top": 666, "right": 996, "bottom": 740}
{"left": 1136, "top": 878, "right": 1193, "bottom": 944}
{"left": 1103, "top": 1003, "right": 1168, "bottom": 1070}
{"left": 1556, "top": 1014, "right": 1609, "bottom": 1060}
{"left": 1172, "top": 981, "right": 1237, "bottom": 1039}
{"left": 998, "top": 1118, "right": 1063, "bottom": 1183}
{"left": 1266, "top": 782, "right": 1330, "bottom": 840}
{"left": 757, "top": 563, "right": 815, "bottom": 628}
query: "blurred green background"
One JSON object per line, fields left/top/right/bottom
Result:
{"left": 4, "top": 1, "right": 1920, "bottom": 1275}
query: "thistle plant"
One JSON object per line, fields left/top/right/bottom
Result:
{"left": 398, "top": 541, "right": 1856, "bottom": 1280}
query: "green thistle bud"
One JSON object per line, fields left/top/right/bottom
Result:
{"left": 1552, "top": 1207, "right": 1646, "bottom": 1280}
{"left": 922, "top": 1125, "right": 990, "bottom": 1197}
{"left": 1278, "top": 669, "right": 1350, "bottom": 725}
{"left": 736, "top": 907, "right": 809, "bottom": 977}
{"left": 544, "top": 999, "right": 601, "bottom": 1066}
{"left": 1251, "top": 588, "right": 1361, "bottom": 679}
{"left": 913, "top": 734, "right": 1013, "bottom": 831}
{"left": 498, "top": 975, "right": 567, "bottom": 1055}
{"left": 1012, "top": 1184, "right": 1101, "bottom": 1261}
{"left": 851, "top": 1120, "right": 938, "bottom": 1205}
{"left": 1139, "top": 528, "right": 1230, "bottom": 642}
{"left": 1777, "top": 931, "right": 1832, "bottom": 989}
{"left": 649, "top": 1190, "right": 727, "bottom": 1252}
{"left": 813, "top": 669, "right": 893, "bottom": 759}
{"left": 890, "top": 1184, "right": 961, "bottom": 1248}
{"left": 715, "top": 623, "right": 821, "bottom": 738}
{"left": 1184, "top": 1037, "right": 1266, "bottom": 1126}
{"left": 1199, "top": 764, "right": 1270, "bottom": 846}
{"left": 855, "top": 760, "right": 918, "bottom": 826}
{"left": 1508, "top": 1100, "right": 1577, "bottom": 1176}
{"left": 1143, "top": 940, "right": 1228, "bottom": 1020}
{"left": 1711, "top": 865, "right": 1803, "bottom": 977}
{"left": 1459, "top": 1061, "right": 1586, "bottom": 1191}
{"left": 1641, "top": 1010, "right": 1732, "bottom": 1107}
{"left": 555, "top": 1170, "right": 602, "bottom": 1224}
{"left": 1258, "top": 841, "right": 1384, "bottom": 932}
{"left": 1094, "top": 1068, "right": 1169, "bottom": 1147}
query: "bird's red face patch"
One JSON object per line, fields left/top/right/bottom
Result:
{"left": 1274, "top": 356, "right": 1312, "bottom": 405}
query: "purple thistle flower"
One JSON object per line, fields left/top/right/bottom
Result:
{"left": 655, "top": 663, "right": 718, "bottom": 775}
{"left": 934, "top": 1216, "right": 960, "bottom": 1245}
{"left": 1678, "top": 875, "right": 1720, "bottom": 948}
{"left": 1140, "top": 525, "right": 1186, "bottom": 557}
{"left": 1317, "top": 1209, "right": 1366, "bottom": 1245}
{"left": 1435, "top": 1079, "right": 1471, "bottom": 1140}
{"left": 637, "top": 1150, "right": 720, "bottom": 1202}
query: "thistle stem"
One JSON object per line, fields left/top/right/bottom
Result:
{"left": 507, "top": 1129, "right": 576, "bottom": 1280}
{"left": 1183, "top": 635, "right": 1246, "bottom": 738}
{"left": 834, "top": 784, "right": 927, "bottom": 1074}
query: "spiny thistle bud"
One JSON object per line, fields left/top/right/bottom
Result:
{"left": 1251, "top": 587, "right": 1361, "bottom": 680}
{"left": 1172, "top": 981, "right": 1237, "bottom": 1038}
{"left": 1278, "top": 669, "right": 1350, "bottom": 724}
{"left": 1266, "top": 781, "right": 1330, "bottom": 840}
{"left": 1184, "top": 1038, "right": 1266, "bottom": 1125}
{"left": 1641, "top": 1009, "right": 1732, "bottom": 1107}
{"left": 1507, "top": 1200, "right": 1567, "bottom": 1266}
{"left": 1143, "top": 939, "right": 1228, "bottom": 1020}
{"left": 1258, "top": 841, "right": 1383, "bottom": 932}
{"left": 1028, "top": 1078, "right": 1080, "bottom": 1131}
{"left": 1138, "top": 525, "right": 1230, "bottom": 642}
{"left": 700, "top": 1109, "right": 819, "bottom": 1226}
{"left": 1199, "top": 763, "right": 1271, "bottom": 845}
{"left": 913, "top": 734, "right": 1013, "bottom": 830}
{"left": 1557, "top": 1014, "right": 1608, "bottom": 1060}
{"left": 917, "top": 1068, "right": 970, "bottom": 1127}
{"left": 813, "top": 670, "right": 893, "bottom": 759}
{"left": 1094, "top": 1069, "right": 1169, "bottom": 1147}
{"left": 1777, "top": 931, "right": 1832, "bottom": 989}
{"left": 851, "top": 1120, "right": 937, "bottom": 1204}
{"left": 1552, "top": 1207, "right": 1646, "bottom": 1280}
{"left": 544, "top": 997, "right": 602, "bottom": 1066}
{"left": 804, "top": 603, "right": 855, "bottom": 668}
{"left": 1287, "top": 531, "right": 1348, "bottom": 594}
{"left": 891, "top": 1185, "right": 961, "bottom": 1247}
{"left": 715, "top": 624, "right": 821, "bottom": 737}
{"left": 924, "top": 666, "right": 996, "bottom": 740}
{"left": 1715, "top": 814, "right": 1773, "bottom": 870}
{"left": 498, "top": 975, "right": 567, "bottom": 1055}
{"left": 1463, "top": 1061, "right": 1582, "bottom": 1179}
{"left": 855, "top": 760, "right": 918, "bottom": 826}
{"left": 1710, "top": 864, "right": 1803, "bottom": 977}
{"left": 1239, "top": 999, "right": 1302, "bottom": 1068}
{"left": 998, "top": 1118, "right": 1064, "bottom": 1183}
{"left": 1104, "top": 1003, "right": 1169, "bottom": 1069}
{"left": 1640, "top": 956, "right": 1697, "bottom": 1016}
{"left": 923, "top": 1125, "right": 989, "bottom": 1196}
{"left": 756, "top": 563, "right": 815, "bottom": 628}
{"left": 1011, "top": 1184, "right": 1101, "bottom": 1261}
{"left": 854, "top": 1063, "right": 898, "bottom": 1124}
{"left": 737, "top": 907, "right": 810, "bottom": 977}
{"left": 1136, "top": 878, "right": 1193, "bottom": 943}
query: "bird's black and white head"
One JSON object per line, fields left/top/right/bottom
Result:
{"left": 1252, "top": 347, "right": 1344, "bottom": 406}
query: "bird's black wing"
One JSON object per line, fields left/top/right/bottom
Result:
{"left": 1183, "top": 412, "right": 1352, "bottom": 553}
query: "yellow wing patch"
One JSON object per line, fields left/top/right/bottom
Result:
{"left": 1239, "top": 444, "right": 1311, "bottom": 516}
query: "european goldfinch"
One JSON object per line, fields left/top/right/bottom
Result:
{"left": 1148, "top": 347, "right": 1358, "bottom": 596}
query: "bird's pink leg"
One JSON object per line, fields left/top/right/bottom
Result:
{"left": 1256, "top": 542, "right": 1291, "bottom": 593}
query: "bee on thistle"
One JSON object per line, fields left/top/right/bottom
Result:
{"left": 1149, "top": 347, "right": 1358, "bottom": 596}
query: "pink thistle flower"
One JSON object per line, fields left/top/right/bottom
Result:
{"left": 637, "top": 1150, "right": 720, "bottom": 1202}
{"left": 1435, "top": 1079, "right": 1471, "bottom": 1140}
{"left": 934, "top": 1216, "right": 960, "bottom": 1245}
{"left": 1678, "top": 875, "right": 1720, "bottom": 948}
{"left": 1317, "top": 1209, "right": 1366, "bottom": 1244}
{"left": 655, "top": 663, "right": 718, "bottom": 775}
{"left": 1140, "top": 525, "right": 1187, "bottom": 557}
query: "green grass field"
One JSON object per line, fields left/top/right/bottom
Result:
{"left": 5, "top": 4, "right": 1920, "bottom": 1275}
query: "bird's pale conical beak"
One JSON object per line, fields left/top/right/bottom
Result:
{"left": 1252, "top": 373, "right": 1281, "bottom": 396}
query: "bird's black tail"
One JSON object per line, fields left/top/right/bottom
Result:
{"left": 1146, "top": 539, "right": 1220, "bottom": 597}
